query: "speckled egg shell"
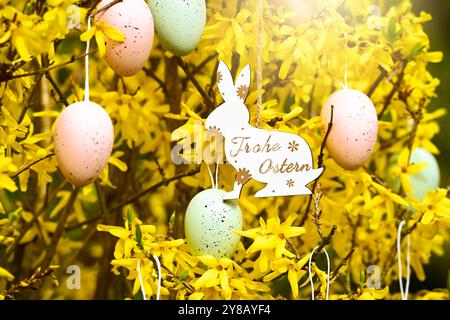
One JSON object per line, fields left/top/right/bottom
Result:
{"left": 54, "top": 101, "right": 114, "bottom": 187}
{"left": 185, "top": 189, "right": 242, "bottom": 258}
{"left": 321, "top": 88, "right": 378, "bottom": 170}
{"left": 409, "top": 148, "right": 440, "bottom": 199}
{"left": 149, "top": 0, "right": 206, "bottom": 56}
{"left": 96, "top": 0, "right": 154, "bottom": 77}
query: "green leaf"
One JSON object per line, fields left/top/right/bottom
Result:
{"left": 135, "top": 224, "right": 143, "bottom": 250}
{"left": 179, "top": 268, "right": 189, "bottom": 282}
{"left": 126, "top": 210, "right": 133, "bottom": 226}
{"left": 169, "top": 211, "right": 176, "bottom": 228}
{"left": 384, "top": 17, "right": 399, "bottom": 46}
{"left": 406, "top": 44, "right": 426, "bottom": 61}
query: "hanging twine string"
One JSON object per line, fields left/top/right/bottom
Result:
{"left": 397, "top": 220, "right": 411, "bottom": 300}
{"left": 256, "top": 0, "right": 263, "bottom": 128}
{"left": 84, "top": 17, "right": 91, "bottom": 102}
{"left": 206, "top": 164, "right": 215, "bottom": 189}
{"left": 137, "top": 255, "right": 162, "bottom": 300}
{"left": 308, "top": 246, "right": 330, "bottom": 300}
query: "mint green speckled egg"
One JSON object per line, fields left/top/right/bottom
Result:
{"left": 409, "top": 147, "right": 440, "bottom": 200}
{"left": 387, "top": 147, "right": 440, "bottom": 200}
{"left": 185, "top": 189, "right": 242, "bottom": 258}
{"left": 149, "top": 0, "right": 206, "bottom": 56}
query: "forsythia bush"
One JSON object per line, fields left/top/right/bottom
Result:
{"left": 0, "top": 0, "right": 449, "bottom": 300}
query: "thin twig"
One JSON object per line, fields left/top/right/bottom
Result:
{"left": 174, "top": 57, "right": 215, "bottom": 109}
{"left": 312, "top": 184, "right": 325, "bottom": 241}
{"left": 2, "top": 266, "right": 59, "bottom": 300}
{"left": 66, "top": 168, "right": 201, "bottom": 231}
{"left": 18, "top": 73, "right": 44, "bottom": 123}
{"left": 43, "top": 189, "right": 78, "bottom": 269}
{"left": 10, "top": 153, "right": 55, "bottom": 179}
{"left": 330, "top": 248, "right": 356, "bottom": 283}
{"left": 378, "top": 60, "right": 407, "bottom": 119}
{"left": 1, "top": 51, "right": 96, "bottom": 83}
{"left": 89, "top": 0, "right": 123, "bottom": 19}
{"left": 111, "top": 167, "right": 200, "bottom": 211}
{"left": 300, "top": 105, "right": 334, "bottom": 226}
{"left": 95, "top": 181, "right": 108, "bottom": 218}
{"left": 301, "top": 225, "right": 337, "bottom": 271}
{"left": 367, "top": 67, "right": 386, "bottom": 98}
{"left": 143, "top": 67, "right": 168, "bottom": 94}
{"left": 45, "top": 72, "right": 69, "bottom": 107}
{"left": 86, "top": 0, "right": 102, "bottom": 17}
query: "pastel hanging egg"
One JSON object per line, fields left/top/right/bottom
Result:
{"left": 185, "top": 189, "right": 242, "bottom": 258}
{"left": 54, "top": 101, "right": 114, "bottom": 188}
{"left": 387, "top": 148, "right": 440, "bottom": 200}
{"left": 149, "top": 0, "right": 206, "bottom": 56}
{"left": 320, "top": 88, "right": 378, "bottom": 170}
{"left": 96, "top": 0, "right": 154, "bottom": 77}
{"left": 409, "top": 148, "right": 440, "bottom": 199}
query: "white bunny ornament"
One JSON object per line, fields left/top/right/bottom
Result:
{"left": 206, "top": 61, "right": 323, "bottom": 200}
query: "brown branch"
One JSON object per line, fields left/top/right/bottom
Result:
{"left": 301, "top": 225, "right": 337, "bottom": 271}
{"left": 2, "top": 266, "right": 59, "bottom": 300}
{"left": 193, "top": 53, "right": 217, "bottom": 74}
{"left": 4, "top": 180, "right": 68, "bottom": 262}
{"left": 367, "top": 66, "right": 386, "bottom": 98}
{"left": 143, "top": 67, "right": 168, "bottom": 95}
{"left": 111, "top": 167, "right": 200, "bottom": 211}
{"left": 10, "top": 153, "right": 55, "bottom": 179}
{"left": 45, "top": 72, "right": 69, "bottom": 107}
{"left": 18, "top": 72, "right": 44, "bottom": 123}
{"left": 300, "top": 105, "right": 334, "bottom": 226}
{"left": 174, "top": 57, "right": 215, "bottom": 109}
{"left": 66, "top": 168, "right": 201, "bottom": 231}
{"left": 312, "top": 184, "right": 325, "bottom": 241}
{"left": 43, "top": 189, "right": 78, "bottom": 269}
{"left": 86, "top": 0, "right": 102, "bottom": 17}
{"left": 362, "top": 165, "right": 389, "bottom": 188}
{"left": 330, "top": 248, "right": 355, "bottom": 283}
{"left": 95, "top": 180, "right": 108, "bottom": 218}
{"left": 378, "top": 60, "right": 407, "bottom": 119}
{"left": 1, "top": 51, "right": 96, "bottom": 83}
{"left": 89, "top": 0, "right": 123, "bottom": 19}
{"left": 146, "top": 252, "right": 195, "bottom": 294}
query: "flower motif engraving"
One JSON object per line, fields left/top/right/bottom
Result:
{"left": 286, "top": 179, "right": 295, "bottom": 188}
{"left": 236, "top": 85, "right": 249, "bottom": 100}
{"left": 217, "top": 71, "right": 223, "bottom": 83}
{"left": 288, "top": 140, "right": 299, "bottom": 152}
{"left": 236, "top": 168, "right": 252, "bottom": 185}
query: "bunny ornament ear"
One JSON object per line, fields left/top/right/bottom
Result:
{"left": 234, "top": 64, "right": 251, "bottom": 102}
{"left": 217, "top": 61, "right": 235, "bottom": 102}
{"left": 217, "top": 61, "right": 251, "bottom": 102}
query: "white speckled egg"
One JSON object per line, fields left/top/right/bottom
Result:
{"left": 321, "top": 89, "right": 378, "bottom": 170}
{"left": 54, "top": 101, "right": 114, "bottom": 187}
{"left": 149, "top": 0, "right": 206, "bottom": 56}
{"left": 185, "top": 189, "right": 242, "bottom": 258}
{"left": 96, "top": 0, "right": 154, "bottom": 77}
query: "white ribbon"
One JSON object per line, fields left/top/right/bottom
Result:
{"left": 397, "top": 220, "right": 410, "bottom": 300}
{"left": 308, "top": 246, "right": 330, "bottom": 300}
{"left": 137, "top": 255, "right": 162, "bottom": 300}
{"left": 84, "top": 18, "right": 91, "bottom": 102}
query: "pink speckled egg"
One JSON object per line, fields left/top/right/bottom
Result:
{"left": 320, "top": 89, "right": 378, "bottom": 170}
{"left": 54, "top": 101, "right": 114, "bottom": 187}
{"left": 96, "top": 0, "right": 154, "bottom": 77}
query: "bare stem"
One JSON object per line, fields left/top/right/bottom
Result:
{"left": 300, "top": 105, "right": 334, "bottom": 226}
{"left": 10, "top": 153, "right": 55, "bottom": 179}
